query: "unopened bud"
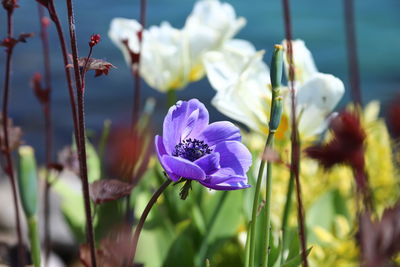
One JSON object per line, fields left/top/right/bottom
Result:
{"left": 89, "top": 34, "right": 101, "bottom": 47}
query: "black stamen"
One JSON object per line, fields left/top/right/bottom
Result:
{"left": 173, "top": 138, "right": 212, "bottom": 162}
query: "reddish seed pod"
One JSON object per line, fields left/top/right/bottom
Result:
{"left": 89, "top": 34, "right": 101, "bottom": 47}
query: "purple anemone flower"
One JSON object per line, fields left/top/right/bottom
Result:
{"left": 155, "top": 99, "right": 252, "bottom": 196}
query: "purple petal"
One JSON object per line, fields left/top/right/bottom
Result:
{"left": 186, "top": 99, "right": 209, "bottom": 139}
{"left": 200, "top": 178, "right": 251, "bottom": 191}
{"left": 155, "top": 136, "right": 180, "bottom": 182}
{"left": 198, "top": 121, "right": 241, "bottom": 146}
{"left": 213, "top": 141, "right": 252, "bottom": 176}
{"left": 204, "top": 174, "right": 247, "bottom": 185}
{"left": 194, "top": 153, "right": 220, "bottom": 175}
{"left": 161, "top": 155, "right": 206, "bottom": 181}
{"left": 163, "top": 99, "right": 209, "bottom": 154}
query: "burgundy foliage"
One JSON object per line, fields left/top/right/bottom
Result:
{"left": 89, "top": 179, "right": 133, "bottom": 205}
{"left": 359, "top": 202, "right": 400, "bottom": 267}
{"left": 305, "top": 111, "right": 366, "bottom": 171}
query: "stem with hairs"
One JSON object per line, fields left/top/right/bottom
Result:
{"left": 45, "top": 0, "right": 80, "bottom": 145}
{"left": 37, "top": 4, "right": 53, "bottom": 262}
{"left": 65, "top": 0, "right": 97, "bottom": 266}
{"left": 131, "top": 179, "right": 172, "bottom": 262}
{"left": 1, "top": 3, "right": 24, "bottom": 265}
{"left": 282, "top": 0, "right": 308, "bottom": 266}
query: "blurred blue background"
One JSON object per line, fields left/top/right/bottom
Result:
{"left": 0, "top": 0, "right": 399, "bottom": 161}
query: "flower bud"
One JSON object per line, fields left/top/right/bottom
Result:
{"left": 89, "top": 34, "right": 101, "bottom": 47}
{"left": 18, "top": 146, "right": 38, "bottom": 217}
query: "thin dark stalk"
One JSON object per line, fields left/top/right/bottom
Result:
{"left": 46, "top": 0, "right": 80, "bottom": 145}
{"left": 131, "top": 179, "right": 172, "bottom": 262}
{"left": 280, "top": 171, "right": 295, "bottom": 264}
{"left": 2, "top": 7, "right": 24, "bottom": 266}
{"left": 343, "top": 0, "right": 362, "bottom": 106}
{"left": 282, "top": 0, "right": 308, "bottom": 266}
{"left": 65, "top": 0, "right": 97, "bottom": 266}
{"left": 131, "top": 0, "right": 147, "bottom": 126}
{"left": 37, "top": 5, "right": 53, "bottom": 264}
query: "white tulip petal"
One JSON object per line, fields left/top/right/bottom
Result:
{"left": 184, "top": 0, "right": 246, "bottom": 81}
{"left": 205, "top": 40, "right": 271, "bottom": 134}
{"left": 296, "top": 73, "right": 345, "bottom": 136}
{"left": 108, "top": 18, "right": 142, "bottom": 66}
{"left": 140, "top": 22, "right": 190, "bottom": 92}
{"left": 282, "top": 39, "right": 318, "bottom": 85}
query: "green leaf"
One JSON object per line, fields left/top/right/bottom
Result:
{"left": 52, "top": 178, "right": 86, "bottom": 242}
{"left": 86, "top": 140, "right": 101, "bottom": 183}
{"left": 306, "top": 189, "right": 349, "bottom": 243}
{"left": 162, "top": 227, "right": 195, "bottom": 267}
{"left": 281, "top": 247, "right": 312, "bottom": 267}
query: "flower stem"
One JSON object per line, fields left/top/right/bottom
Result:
{"left": 46, "top": 0, "right": 80, "bottom": 145}
{"left": 65, "top": 0, "right": 97, "bottom": 266}
{"left": 131, "top": 179, "right": 172, "bottom": 262}
{"left": 248, "top": 158, "right": 266, "bottom": 267}
{"left": 167, "top": 89, "right": 177, "bottom": 107}
{"left": 195, "top": 191, "right": 228, "bottom": 267}
{"left": 261, "top": 133, "right": 275, "bottom": 267}
{"left": 131, "top": 0, "right": 147, "bottom": 126}
{"left": 282, "top": 0, "right": 308, "bottom": 265}
{"left": 1, "top": 6, "right": 24, "bottom": 266}
{"left": 261, "top": 45, "right": 284, "bottom": 267}
{"left": 280, "top": 170, "right": 295, "bottom": 264}
{"left": 28, "top": 216, "right": 41, "bottom": 267}
{"left": 37, "top": 4, "right": 53, "bottom": 263}
{"left": 343, "top": 0, "right": 362, "bottom": 106}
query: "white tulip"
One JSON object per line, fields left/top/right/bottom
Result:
{"left": 204, "top": 39, "right": 272, "bottom": 134}
{"left": 108, "top": 18, "right": 142, "bottom": 67}
{"left": 283, "top": 39, "right": 345, "bottom": 137}
{"left": 184, "top": 0, "right": 246, "bottom": 81}
{"left": 108, "top": 0, "right": 244, "bottom": 93}
{"left": 205, "top": 39, "right": 345, "bottom": 139}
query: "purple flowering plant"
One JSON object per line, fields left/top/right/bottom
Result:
{"left": 155, "top": 98, "right": 252, "bottom": 199}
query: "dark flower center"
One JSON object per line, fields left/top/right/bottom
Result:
{"left": 173, "top": 138, "right": 212, "bottom": 162}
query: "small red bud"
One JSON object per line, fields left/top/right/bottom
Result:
{"left": 89, "top": 34, "right": 101, "bottom": 47}
{"left": 41, "top": 17, "right": 50, "bottom": 28}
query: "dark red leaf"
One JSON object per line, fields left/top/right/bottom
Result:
{"left": 89, "top": 179, "right": 133, "bottom": 204}
{"left": 359, "top": 202, "right": 400, "bottom": 267}
{"left": 47, "top": 163, "right": 64, "bottom": 172}
{"left": 67, "top": 57, "right": 115, "bottom": 77}
{"left": 35, "top": 0, "right": 48, "bottom": 7}
{"left": 31, "top": 73, "right": 49, "bottom": 105}
{"left": 58, "top": 146, "right": 79, "bottom": 175}
{"left": 2, "top": 0, "right": 19, "bottom": 12}
{"left": 0, "top": 116, "right": 23, "bottom": 153}
{"left": 80, "top": 225, "right": 143, "bottom": 267}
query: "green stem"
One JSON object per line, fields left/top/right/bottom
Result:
{"left": 280, "top": 171, "right": 295, "bottom": 264}
{"left": 195, "top": 191, "right": 229, "bottom": 267}
{"left": 244, "top": 221, "right": 251, "bottom": 267}
{"left": 167, "top": 89, "right": 177, "bottom": 107}
{"left": 131, "top": 179, "right": 172, "bottom": 262}
{"left": 261, "top": 133, "right": 275, "bottom": 267}
{"left": 28, "top": 216, "right": 41, "bottom": 267}
{"left": 248, "top": 156, "right": 266, "bottom": 267}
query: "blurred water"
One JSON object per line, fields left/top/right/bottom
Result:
{"left": 0, "top": 0, "right": 399, "bottom": 161}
